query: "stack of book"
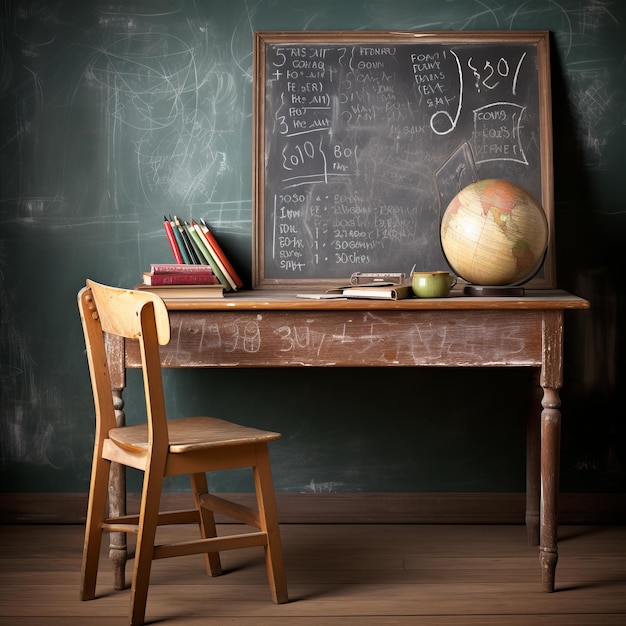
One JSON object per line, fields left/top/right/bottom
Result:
{"left": 136, "top": 216, "right": 243, "bottom": 300}
{"left": 142, "top": 263, "right": 218, "bottom": 286}
{"left": 136, "top": 263, "right": 225, "bottom": 299}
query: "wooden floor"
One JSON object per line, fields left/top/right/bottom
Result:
{"left": 1, "top": 523, "right": 625, "bottom": 625}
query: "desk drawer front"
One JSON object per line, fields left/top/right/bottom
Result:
{"left": 125, "top": 310, "right": 543, "bottom": 368}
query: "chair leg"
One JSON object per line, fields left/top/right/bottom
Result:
{"left": 129, "top": 466, "right": 164, "bottom": 626}
{"left": 253, "top": 444, "right": 288, "bottom": 604}
{"left": 80, "top": 454, "right": 111, "bottom": 601}
{"left": 189, "top": 472, "right": 223, "bottom": 576}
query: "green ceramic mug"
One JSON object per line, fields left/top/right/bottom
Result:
{"left": 411, "top": 271, "right": 457, "bottom": 298}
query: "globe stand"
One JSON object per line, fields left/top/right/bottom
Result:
{"left": 464, "top": 285, "right": 525, "bottom": 297}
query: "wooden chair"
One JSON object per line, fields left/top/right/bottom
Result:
{"left": 78, "top": 280, "right": 288, "bottom": 625}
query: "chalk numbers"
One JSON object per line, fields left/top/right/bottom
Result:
{"left": 467, "top": 53, "right": 526, "bottom": 95}
{"left": 281, "top": 140, "right": 316, "bottom": 170}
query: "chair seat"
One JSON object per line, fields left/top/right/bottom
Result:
{"left": 109, "top": 416, "right": 281, "bottom": 454}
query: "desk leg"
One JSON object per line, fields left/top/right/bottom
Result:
{"left": 540, "top": 384, "right": 561, "bottom": 592}
{"left": 539, "top": 311, "right": 563, "bottom": 593}
{"left": 109, "top": 388, "right": 127, "bottom": 590}
{"left": 525, "top": 369, "right": 541, "bottom": 546}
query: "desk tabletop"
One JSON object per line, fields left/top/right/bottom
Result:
{"left": 163, "top": 289, "right": 590, "bottom": 312}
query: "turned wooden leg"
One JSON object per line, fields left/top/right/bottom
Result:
{"left": 109, "top": 387, "right": 127, "bottom": 590}
{"left": 525, "top": 369, "right": 541, "bottom": 546}
{"left": 540, "top": 384, "right": 561, "bottom": 592}
{"left": 539, "top": 310, "right": 564, "bottom": 592}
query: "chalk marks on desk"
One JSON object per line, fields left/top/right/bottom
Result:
{"left": 158, "top": 310, "right": 543, "bottom": 369}
{"left": 270, "top": 312, "right": 538, "bottom": 366}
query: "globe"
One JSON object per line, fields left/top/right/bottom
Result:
{"left": 440, "top": 179, "right": 548, "bottom": 286}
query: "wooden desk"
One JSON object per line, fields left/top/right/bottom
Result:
{"left": 105, "top": 289, "right": 589, "bottom": 593}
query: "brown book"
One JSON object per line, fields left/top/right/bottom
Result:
{"left": 134, "top": 283, "right": 225, "bottom": 299}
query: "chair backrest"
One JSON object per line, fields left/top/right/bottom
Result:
{"left": 78, "top": 280, "right": 171, "bottom": 449}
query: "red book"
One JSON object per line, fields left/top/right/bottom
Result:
{"left": 142, "top": 271, "right": 219, "bottom": 286}
{"left": 163, "top": 216, "right": 183, "bottom": 264}
{"left": 198, "top": 219, "right": 244, "bottom": 289}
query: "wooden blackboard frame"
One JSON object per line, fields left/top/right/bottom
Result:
{"left": 252, "top": 31, "right": 554, "bottom": 289}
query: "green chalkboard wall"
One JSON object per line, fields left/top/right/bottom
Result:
{"left": 1, "top": 0, "right": 624, "bottom": 497}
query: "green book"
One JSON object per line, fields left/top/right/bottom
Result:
{"left": 185, "top": 221, "right": 231, "bottom": 290}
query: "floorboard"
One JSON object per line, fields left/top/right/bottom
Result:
{"left": 1, "top": 524, "right": 625, "bottom": 625}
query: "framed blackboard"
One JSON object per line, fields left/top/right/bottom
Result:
{"left": 252, "top": 31, "right": 554, "bottom": 289}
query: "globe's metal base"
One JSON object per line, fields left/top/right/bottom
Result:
{"left": 464, "top": 285, "right": 525, "bottom": 297}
